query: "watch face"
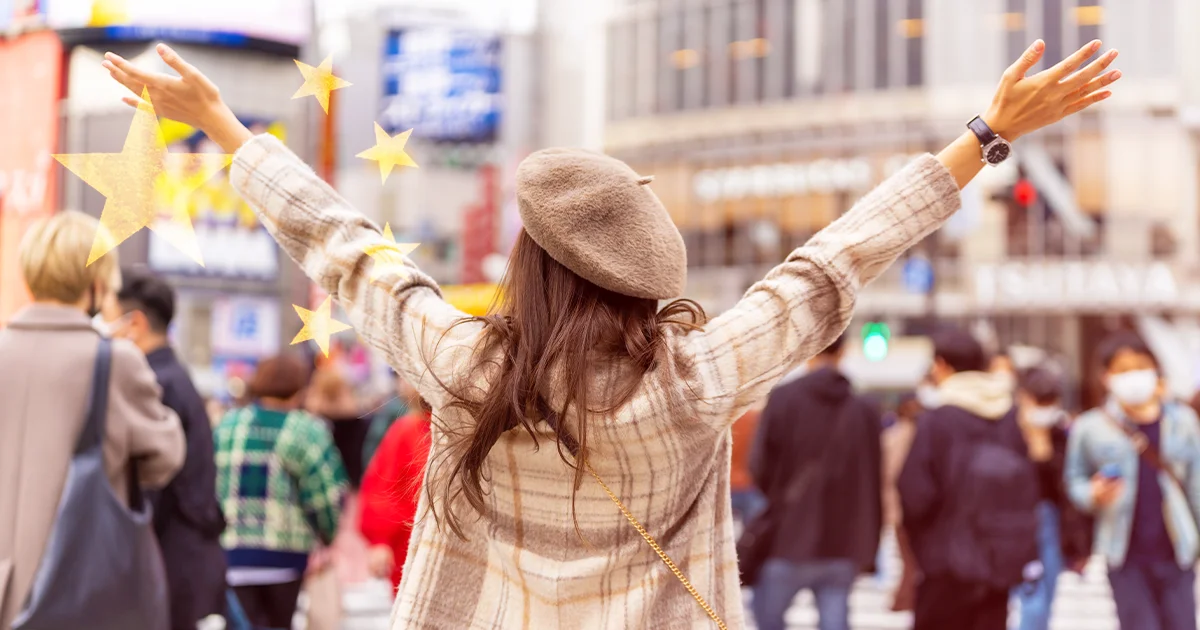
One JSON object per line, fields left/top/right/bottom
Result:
{"left": 987, "top": 142, "right": 1011, "bottom": 164}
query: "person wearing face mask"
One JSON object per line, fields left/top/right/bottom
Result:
{"left": 0, "top": 211, "right": 186, "bottom": 629}
{"left": 1012, "top": 367, "right": 1093, "bottom": 630}
{"left": 104, "top": 268, "right": 229, "bottom": 630}
{"left": 1064, "top": 332, "right": 1200, "bottom": 630}
{"left": 898, "top": 328, "right": 1040, "bottom": 630}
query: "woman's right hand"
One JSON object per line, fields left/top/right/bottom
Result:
{"left": 102, "top": 44, "right": 253, "bottom": 153}
{"left": 983, "top": 39, "right": 1121, "bottom": 141}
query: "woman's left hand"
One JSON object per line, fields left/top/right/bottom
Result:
{"left": 984, "top": 39, "right": 1121, "bottom": 141}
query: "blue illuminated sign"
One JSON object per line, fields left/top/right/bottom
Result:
{"left": 381, "top": 29, "right": 502, "bottom": 142}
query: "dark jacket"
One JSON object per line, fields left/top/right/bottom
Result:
{"left": 898, "top": 371, "right": 1027, "bottom": 579}
{"left": 751, "top": 366, "right": 883, "bottom": 571}
{"left": 146, "top": 346, "right": 227, "bottom": 630}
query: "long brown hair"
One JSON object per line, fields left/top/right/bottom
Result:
{"left": 430, "top": 230, "right": 705, "bottom": 538}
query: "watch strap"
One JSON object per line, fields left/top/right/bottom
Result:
{"left": 967, "top": 116, "right": 998, "bottom": 146}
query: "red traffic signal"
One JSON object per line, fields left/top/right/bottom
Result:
{"left": 1013, "top": 179, "right": 1037, "bottom": 208}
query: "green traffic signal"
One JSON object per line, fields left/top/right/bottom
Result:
{"left": 862, "top": 322, "right": 890, "bottom": 362}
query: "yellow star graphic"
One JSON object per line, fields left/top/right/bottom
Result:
{"left": 292, "top": 55, "right": 352, "bottom": 114}
{"left": 54, "top": 88, "right": 230, "bottom": 267}
{"left": 356, "top": 123, "right": 419, "bottom": 184}
{"left": 363, "top": 223, "right": 420, "bottom": 281}
{"left": 291, "top": 296, "right": 353, "bottom": 357}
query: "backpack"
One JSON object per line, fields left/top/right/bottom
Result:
{"left": 945, "top": 411, "right": 1041, "bottom": 589}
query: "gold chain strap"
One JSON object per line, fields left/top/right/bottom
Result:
{"left": 587, "top": 464, "right": 728, "bottom": 630}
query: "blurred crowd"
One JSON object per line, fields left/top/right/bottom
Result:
{"left": 0, "top": 211, "right": 432, "bottom": 630}
{"left": 7, "top": 212, "right": 1200, "bottom": 630}
{"left": 736, "top": 327, "right": 1200, "bottom": 630}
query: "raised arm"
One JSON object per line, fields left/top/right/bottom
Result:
{"left": 683, "top": 40, "right": 1120, "bottom": 426}
{"left": 102, "top": 45, "right": 486, "bottom": 405}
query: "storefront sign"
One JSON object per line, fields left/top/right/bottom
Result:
{"left": 42, "top": 0, "right": 311, "bottom": 44}
{"left": 0, "top": 31, "right": 62, "bottom": 325}
{"left": 692, "top": 153, "right": 923, "bottom": 203}
{"left": 975, "top": 261, "right": 1179, "bottom": 309}
{"left": 210, "top": 296, "right": 280, "bottom": 358}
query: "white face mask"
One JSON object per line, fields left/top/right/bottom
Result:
{"left": 916, "top": 384, "right": 940, "bottom": 409}
{"left": 91, "top": 313, "right": 112, "bottom": 336}
{"left": 1108, "top": 369, "right": 1159, "bottom": 406}
{"left": 1025, "top": 406, "right": 1061, "bottom": 428}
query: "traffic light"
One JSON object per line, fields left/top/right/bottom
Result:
{"left": 862, "top": 322, "right": 890, "bottom": 362}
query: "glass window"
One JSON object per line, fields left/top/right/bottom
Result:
{"left": 841, "top": 0, "right": 856, "bottom": 92}
{"left": 873, "top": 0, "right": 890, "bottom": 89}
{"left": 793, "top": 0, "right": 825, "bottom": 96}
{"left": 1042, "top": 0, "right": 1063, "bottom": 71}
{"left": 1004, "top": 0, "right": 1027, "bottom": 67}
{"left": 904, "top": 0, "right": 923, "bottom": 87}
{"left": 707, "top": 0, "right": 733, "bottom": 107}
{"left": 657, "top": 9, "right": 684, "bottom": 113}
{"left": 1074, "top": 0, "right": 1102, "bottom": 69}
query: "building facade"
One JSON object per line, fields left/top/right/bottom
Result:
{"left": 604, "top": 0, "right": 1200, "bottom": 404}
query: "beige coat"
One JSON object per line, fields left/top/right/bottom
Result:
{"left": 0, "top": 304, "right": 186, "bottom": 628}
{"left": 231, "top": 135, "right": 960, "bottom": 628}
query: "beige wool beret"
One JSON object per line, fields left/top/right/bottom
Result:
{"left": 516, "top": 148, "right": 687, "bottom": 300}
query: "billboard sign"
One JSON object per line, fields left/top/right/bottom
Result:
{"left": 0, "top": 31, "right": 62, "bottom": 325}
{"left": 146, "top": 119, "right": 283, "bottom": 281}
{"left": 381, "top": 28, "right": 502, "bottom": 142}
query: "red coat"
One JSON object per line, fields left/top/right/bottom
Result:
{"left": 358, "top": 410, "right": 431, "bottom": 589}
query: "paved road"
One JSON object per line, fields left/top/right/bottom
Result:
{"left": 319, "top": 531, "right": 1186, "bottom": 630}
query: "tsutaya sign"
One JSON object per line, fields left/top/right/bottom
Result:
{"left": 975, "top": 261, "right": 1179, "bottom": 310}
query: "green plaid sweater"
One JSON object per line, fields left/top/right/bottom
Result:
{"left": 214, "top": 405, "right": 348, "bottom": 571}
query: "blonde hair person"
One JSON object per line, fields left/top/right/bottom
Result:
{"left": 0, "top": 211, "right": 185, "bottom": 628}
{"left": 105, "top": 39, "right": 1119, "bottom": 628}
{"left": 18, "top": 210, "right": 120, "bottom": 315}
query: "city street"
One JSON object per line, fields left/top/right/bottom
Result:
{"left": 328, "top": 532, "right": 1147, "bottom": 630}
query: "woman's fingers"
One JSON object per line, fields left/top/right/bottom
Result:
{"left": 157, "top": 43, "right": 197, "bottom": 79}
{"left": 1069, "top": 69, "right": 1122, "bottom": 103}
{"left": 104, "top": 52, "right": 158, "bottom": 86}
{"left": 102, "top": 60, "right": 147, "bottom": 97}
{"left": 1064, "top": 90, "right": 1112, "bottom": 117}
{"left": 1060, "top": 49, "right": 1119, "bottom": 92}
{"left": 1046, "top": 40, "right": 1102, "bottom": 80}
{"left": 1004, "top": 39, "right": 1045, "bottom": 82}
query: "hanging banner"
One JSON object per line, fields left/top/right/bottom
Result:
{"left": 0, "top": 31, "right": 63, "bottom": 325}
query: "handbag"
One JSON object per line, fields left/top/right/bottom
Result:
{"left": 735, "top": 400, "right": 857, "bottom": 586}
{"left": 14, "top": 338, "right": 170, "bottom": 630}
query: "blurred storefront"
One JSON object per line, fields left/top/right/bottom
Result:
{"left": 603, "top": 0, "right": 1200, "bottom": 404}
{"left": 31, "top": 0, "right": 317, "bottom": 395}
{"left": 0, "top": 30, "right": 62, "bottom": 325}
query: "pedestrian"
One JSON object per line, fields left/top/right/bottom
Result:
{"left": 1011, "top": 366, "right": 1093, "bottom": 630}
{"left": 747, "top": 334, "right": 883, "bottom": 630}
{"left": 359, "top": 397, "right": 433, "bottom": 590}
{"left": 0, "top": 210, "right": 185, "bottom": 629}
{"left": 730, "top": 406, "right": 766, "bottom": 527}
{"left": 103, "top": 267, "right": 229, "bottom": 630}
{"left": 105, "top": 37, "right": 1119, "bottom": 627}
{"left": 898, "top": 329, "right": 1041, "bottom": 630}
{"left": 882, "top": 393, "right": 923, "bottom": 612}
{"left": 308, "top": 364, "right": 370, "bottom": 488}
{"left": 1064, "top": 332, "right": 1200, "bottom": 630}
{"left": 215, "top": 353, "right": 349, "bottom": 629}
{"left": 362, "top": 370, "right": 416, "bottom": 471}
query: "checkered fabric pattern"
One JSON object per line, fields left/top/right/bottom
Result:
{"left": 230, "top": 134, "right": 961, "bottom": 629}
{"left": 215, "top": 405, "right": 348, "bottom": 557}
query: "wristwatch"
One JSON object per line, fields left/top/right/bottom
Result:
{"left": 967, "top": 116, "right": 1012, "bottom": 166}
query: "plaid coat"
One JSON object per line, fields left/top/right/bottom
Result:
{"left": 231, "top": 135, "right": 960, "bottom": 628}
{"left": 214, "top": 405, "right": 348, "bottom": 570}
